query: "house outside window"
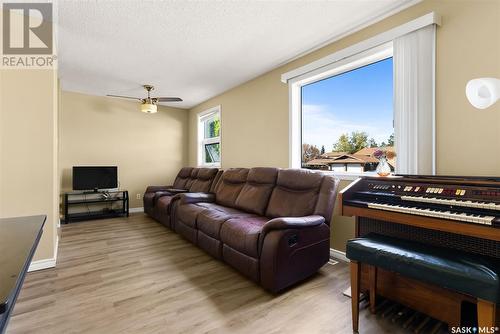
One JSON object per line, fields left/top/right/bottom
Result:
{"left": 198, "top": 106, "right": 221, "bottom": 167}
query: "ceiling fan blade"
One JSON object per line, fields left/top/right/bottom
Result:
{"left": 106, "top": 94, "right": 143, "bottom": 100}
{"left": 156, "top": 97, "right": 183, "bottom": 102}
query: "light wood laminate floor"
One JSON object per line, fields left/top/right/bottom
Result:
{"left": 7, "top": 213, "right": 408, "bottom": 334}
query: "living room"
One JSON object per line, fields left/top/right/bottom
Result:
{"left": 1, "top": 0, "right": 499, "bottom": 333}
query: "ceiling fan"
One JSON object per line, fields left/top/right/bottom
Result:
{"left": 107, "top": 85, "right": 182, "bottom": 113}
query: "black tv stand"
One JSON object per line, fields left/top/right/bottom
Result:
{"left": 63, "top": 190, "right": 129, "bottom": 224}
{"left": 82, "top": 189, "right": 102, "bottom": 194}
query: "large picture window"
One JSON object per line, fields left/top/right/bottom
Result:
{"left": 284, "top": 15, "right": 438, "bottom": 176}
{"left": 198, "top": 106, "right": 221, "bottom": 167}
{"left": 301, "top": 57, "right": 395, "bottom": 173}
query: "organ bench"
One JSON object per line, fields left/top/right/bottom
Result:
{"left": 346, "top": 233, "right": 498, "bottom": 332}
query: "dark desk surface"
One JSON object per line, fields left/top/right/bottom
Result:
{"left": 0, "top": 215, "right": 45, "bottom": 319}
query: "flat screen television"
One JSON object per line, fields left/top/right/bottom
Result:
{"left": 72, "top": 166, "right": 118, "bottom": 191}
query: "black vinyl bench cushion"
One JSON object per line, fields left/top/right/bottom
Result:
{"left": 346, "top": 233, "right": 500, "bottom": 303}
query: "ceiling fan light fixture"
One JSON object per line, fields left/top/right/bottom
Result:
{"left": 107, "top": 84, "right": 181, "bottom": 114}
{"left": 141, "top": 102, "right": 157, "bottom": 113}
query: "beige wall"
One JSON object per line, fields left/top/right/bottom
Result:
{"left": 59, "top": 91, "right": 188, "bottom": 209}
{"left": 188, "top": 0, "right": 500, "bottom": 251}
{"left": 0, "top": 69, "right": 59, "bottom": 261}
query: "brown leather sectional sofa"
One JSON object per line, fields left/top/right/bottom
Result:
{"left": 144, "top": 167, "right": 339, "bottom": 293}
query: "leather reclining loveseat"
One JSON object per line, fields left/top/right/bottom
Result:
{"left": 143, "top": 167, "right": 220, "bottom": 227}
{"left": 172, "top": 167, "right": 339, "bottom": 292}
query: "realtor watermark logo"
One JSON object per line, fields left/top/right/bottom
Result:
{"left": 451, "top": 327, "right": 499, "bottom": 333}
{"left": 1, "top": 2, "right": 56, "bottom": 68}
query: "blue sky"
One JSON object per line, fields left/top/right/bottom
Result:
{"left": 302, "top": 57, "right": 393, "bottom": 151}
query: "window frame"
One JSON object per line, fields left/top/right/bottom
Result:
{"left": 197, "top": 105, "right": 221, "bottom": 168}
{"left": 289, "top": 43, "right": 394, "bottom": 177}
{"left": 284, "top": 13, "right": 440, "bottom": 178}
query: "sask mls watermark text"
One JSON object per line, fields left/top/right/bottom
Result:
{"left": 2, "top": 2, "right": 56, "bottom": 68}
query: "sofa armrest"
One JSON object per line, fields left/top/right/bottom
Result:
{"left": 145, "top": 185, "right": 173, "bottom": 193}
{"left": 152, "top": 189, "right": 188, "bottom": 202}
{"left": 178, "top": 192, "right": 215, "bottom": 205}
{"left": 262, "top": 215, "right": 325, "bottom": 235}
{"left": 259, "top": 215, "right": 329, "bottom": 292}
{"left": 153, "top": 190, "right": 175, "bottom": 201}
{"left": 155, "top": 190, "right": 172, "bottom": 196}
{"left": 165, "top": 188, "right": 188, "bottom": 194}
{"left": 259, "top": 223, "right": 330, "bottom": 293}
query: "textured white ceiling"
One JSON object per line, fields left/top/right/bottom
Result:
{"left": 58, "top": 0, "right": 416, "bottom": 109}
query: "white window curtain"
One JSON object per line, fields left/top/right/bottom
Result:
{"left": 394, "top": 24, "right": 436, "bottom": 175}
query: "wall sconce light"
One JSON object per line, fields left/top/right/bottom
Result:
{"left": 466, "top": 78, "right": 500, "bottom": 109}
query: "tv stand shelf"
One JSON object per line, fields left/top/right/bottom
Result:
{"left": 63, "top": 190, "right": 129, "bottom": 223}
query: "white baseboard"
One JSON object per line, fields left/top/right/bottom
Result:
{"left": 28, "top": 234, "right": 59, "bottom": 272}
{"left": 330, "top": 248, "right": 349, "bottom": 263}
{"left": 28, "top": 257, "right": 56, "bottom": 272}
{"left": 129, "top": 207, "right": 144, "bottom": 213}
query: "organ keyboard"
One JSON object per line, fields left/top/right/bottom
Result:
{"left": 341, "top": 175, "right": 500, "bottom": 241}
{"left": 366, "top": 202, "right": 496, "bottom": 226}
